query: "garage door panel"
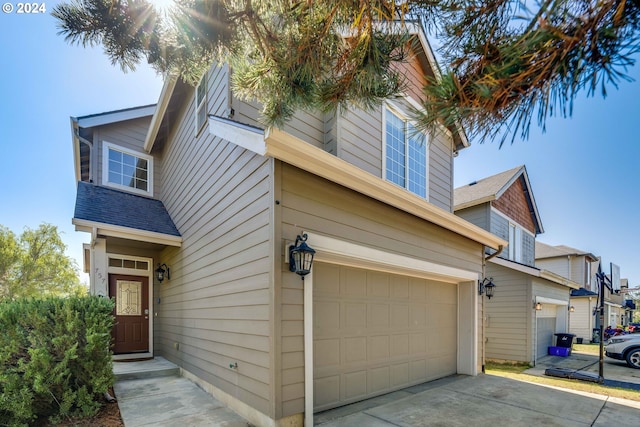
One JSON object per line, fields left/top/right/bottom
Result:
{"left": 409, "top": 359, "right": 427, "bottom": 381}
{"left": 390, "top": 305, "right": 409, "bottom": 329}
{"left": 368, "top": 335, "right": 390, "bottom": 361}
{"left": 367, "top": 272, "right": 390, "bottom": 297}
{"left": 344, "top": 337, "right": 366, "bottom": 364}
{"left": 368, "top": 366, "right": 390, "bottom": 393}
{"left": 390, "top": 276, "right": 409, "bottom": 298}
{"left": 343, "top": 268, "right": 366, "bottom": 296}
{"left": 344, "top": 302, "right": 366, "bottom": 329}
{"left": 390, "top": 363, "right": 409, "bottom": 387}
{"left": 410, "top": 305, "right": 427, "bottom": 329}
{"left": 315, "top": 301, "right": 340, "bottom": 334}
{"left": 315, "top": 338, "right": 340, "bottom": 368}
{"left": 314, "top": 263, "right": 458, "bottom": 412}
{"left": 390, "top": 334, "right": 409, "bottom": 357}
{"left": 315, "top": 375, "right": 340, "bottom": 408}
{"left": 368, "top": 304, "right": 390, "bottom": 328}
{"left": 343, "top": 370, "right": 367, "bottom": 400}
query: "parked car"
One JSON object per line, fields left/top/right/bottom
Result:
{"left": 628, "top": 323, "right": 640, "bottom": 333}
{"left": 605, "top": 335, "right": 640, "bottom": 368}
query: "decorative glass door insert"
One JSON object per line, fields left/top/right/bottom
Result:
{"left": 116, "top": 280, "right": 142, "bottom": 316}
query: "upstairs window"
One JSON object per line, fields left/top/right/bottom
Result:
{"left": 103, "top": 142, "right": 153, "bottom": 196}
{"left": 508, "top": 222, "right": 522, "bottom": 263}
{"left": 195, "top": 73, "right": 207, "bottom": 135}
{"left": 384, "top": 106, "right": 428, "bottom": 198}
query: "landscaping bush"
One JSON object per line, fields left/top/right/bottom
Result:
{"left": 0, "top": 296, "right": 114, "bottom": 426}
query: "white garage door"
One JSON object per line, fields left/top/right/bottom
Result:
{"left": 313, "top": 263, "right": 458, "bottom": 412}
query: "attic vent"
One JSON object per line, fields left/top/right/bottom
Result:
{"left": 469, "top": 181, "right": 478, "bottom": 186}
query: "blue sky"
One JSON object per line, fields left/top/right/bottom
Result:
{"left": 1, "top": 3, "right": 638, "bottom": 287}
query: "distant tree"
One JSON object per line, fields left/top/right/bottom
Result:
{"left": 0, "top": 224, "right": 86, "bottom": 301}
{"left": 52, "top": 1, "right": 640, "bottom": 144}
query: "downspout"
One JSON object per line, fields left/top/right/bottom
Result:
{"left": 74, "top": 128, "right": 94, "bottom": 183}
{"left": 481, "top": 245, "right": 504, "bottom": 373}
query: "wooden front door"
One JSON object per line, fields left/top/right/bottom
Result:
{"left": 109, "top": 274, "right": 149, "bottom": 354}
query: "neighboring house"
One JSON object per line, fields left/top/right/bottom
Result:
{"left": 70, "top": 23, "right": 505, "bottom": 427}
{"left": 535, "top": 242, "right": 606, "bottom": 341}
{"left": 454, "top": 166, "right": 580, "bottom": 365}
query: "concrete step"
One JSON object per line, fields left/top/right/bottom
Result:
{"left": 113, "top": 356, "right": 180, "bottom": 381}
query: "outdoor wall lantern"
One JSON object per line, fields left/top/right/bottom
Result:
{"left": 289, "top": 234, "right": 316, "bottom": 279}
{"left": 155, "top": 263, "right": 170, "bottom": 283}
{"left": 478, "top": 278, "right": 496, "bottom": 299}
{"left": 569, "top": 306, "right": 575, "bottom": 313}
{"left": 535, "top": 302, "right": 542, "bottom": 311}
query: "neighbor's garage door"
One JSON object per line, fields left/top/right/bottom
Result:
{"left": 536, "top": 315, "right": 556, "bottom": 358}
{"left": 313, "top": 263, "right": 457, "bottom": 412}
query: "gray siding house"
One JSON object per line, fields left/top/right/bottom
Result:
{"left": 454, "top": 166, "right": 579, "bottom": 365}
{"left": 70, "top": 24, "right": 505, "bottom": 426}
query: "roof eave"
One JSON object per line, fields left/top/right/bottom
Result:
{"left": 72, "top": 218, "right": 182, "bottom": 247}
{"left": 208, "top": 117, "right": 506, "bottom": 250}
{"left": 144, "top": 74, "right": 179, "bottom": 152}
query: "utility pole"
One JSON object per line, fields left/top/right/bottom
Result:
{"left": 598, "top": 270, "right": 605, "bottom": 380}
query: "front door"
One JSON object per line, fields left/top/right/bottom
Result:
{"left": 109, "top": 274, "right": 149, "bottom": 354}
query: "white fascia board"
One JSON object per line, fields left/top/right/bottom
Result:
{"left": 71, "top": 117, "right": 81, "bottom": 182}
{"left": 144, "top": 75, "right": 178, "bottom": 152}
{"left": 76, "top": 105, "right": 156, "bottom": 128}
{"left": 605, "top": 301, "right": 624, "bottom": 308}
{"left": 539, "top": 270, "right": 581, "bottom": 289}
{"left": 490, "top": 257, "right": 580, "bottom": 289}
{"left": 208, "top": 116, "right": 266, "bottom": 155}
{"left": 535, "top": 296, "right": 569, "bottom": 305}
{"left": 72, "top": 218, "right": 182, "bottom": 247}
{"left": 306, "top": 232, "right": 479, "bottom": 283}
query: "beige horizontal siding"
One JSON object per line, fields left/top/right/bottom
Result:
{"left": 155, "top": 63, "right": 275, "bottom": 418}
{"left": 485, "top": 264, "right": 531, "bottom": 363}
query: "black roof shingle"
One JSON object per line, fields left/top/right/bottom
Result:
{"left": 74, "top": 181, "right": 180, "bottom": 237}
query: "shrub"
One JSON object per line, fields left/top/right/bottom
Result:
{"left": 0, "top": 296, "right": 114, "bottom": 426}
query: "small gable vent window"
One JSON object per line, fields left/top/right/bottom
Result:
{"left": 384, "top": 105, "right": 428, "bottom": 198}
{"left": 195, "top": 73, "right": 207, "bottom": 135}
{"left": 103, "top": 142, "right": 153, "bottom": 196}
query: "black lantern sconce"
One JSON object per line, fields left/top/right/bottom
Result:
{"left": 288, "top": 234, "right": 316, "bottom": 279}
{"left": 568, "top": 305, "right": 575, "bottom": 313}
{"left": 155, "top": 263, "right": 170, "bottom": 283}
{"left": 535, "top": 302, "right": 542, "bottom": 311}
{"left": 478, "top": 277, "right": 496, "bottom": 299}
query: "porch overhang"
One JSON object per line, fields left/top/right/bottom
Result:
{"left": 208, "top": 115, "right": 506, "bottom": 250}
{"left": 72, "top": 218, "right": 182, "bottom": 247}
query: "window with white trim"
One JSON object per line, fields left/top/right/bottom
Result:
{"left": 103, "top": 142, "right": 153, "bottom": 196}
{"left": 384, "top": 106, "right": 428, "bottom": 198}
{"left": 508, "top": 222, "right": 522, "bottom": 263}
{"left": 195, "top": 73, "right": 207, "bottom": 135}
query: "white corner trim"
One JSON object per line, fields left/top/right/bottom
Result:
{"left": 306, "top": 232, "right": 478, "bottom": 282}
{"left": 208, "top": 116, "right": 266, "bottom": 155}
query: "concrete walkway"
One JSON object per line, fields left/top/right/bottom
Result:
{"left": 113, "top": 358, "right": 249, "bottom": 426}
{"left": 113, "top": 356, "right": 640, "bottom": 426}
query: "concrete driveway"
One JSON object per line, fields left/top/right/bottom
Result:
{"left": 314, "top": 374, "right": 640, "bottom": 426}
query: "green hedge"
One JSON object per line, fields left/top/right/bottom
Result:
{"left": 0, "top": 296, "right": 115, "bottom": 426}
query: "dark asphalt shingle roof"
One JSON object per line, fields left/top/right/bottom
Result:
{"left": 571, "top": 288, "right": 598, "bottom": 297}
{"left": 74, "top": 181, "right": 180, "bottom": 237}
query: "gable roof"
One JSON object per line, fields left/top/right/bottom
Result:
{"left": 536, "top": 241, "right": 598, "bottom": 261}
{"left": 72, "top": 182, "right": 181, "bottom": 246}
{"left": 143, "top": 21, "right": 469, "bottom": 152}
{"left": 454, "top": 165, "right": 544, "bottom": 234}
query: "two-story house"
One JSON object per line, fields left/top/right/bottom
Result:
{"left": 70, "top": 23, "right": 505, "bottom": 426}
{"left": 535, "top": 242, "right": 601, "bottom": 342}
{"left": 454, "top": 166, "right": 579, "bottom": 365}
